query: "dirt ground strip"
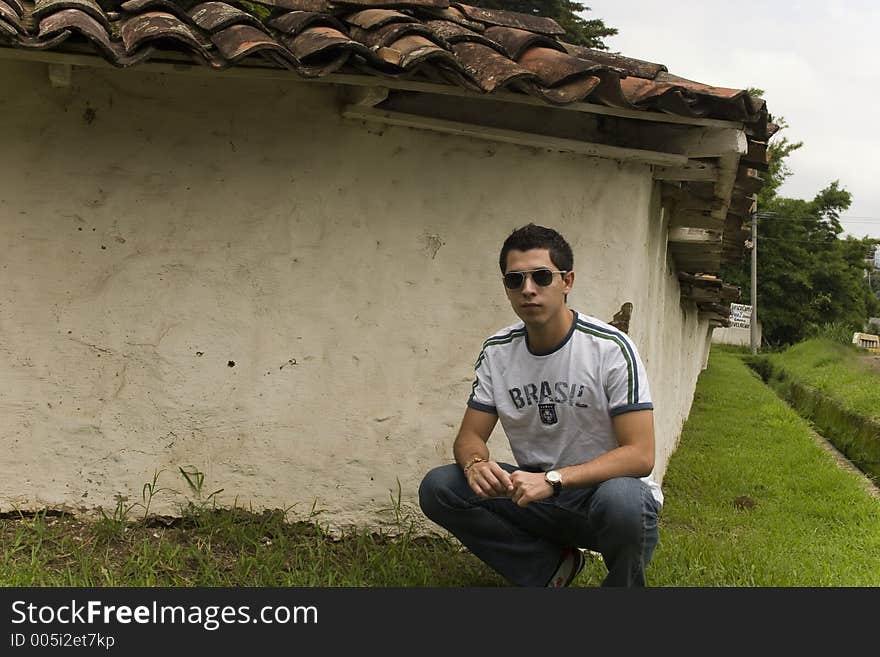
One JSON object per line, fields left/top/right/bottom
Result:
{"left": 860, "top": 353, "right": 880, "bottom": 374}
{"left": 805, "top": 425, "right": 880, "bottom": 500}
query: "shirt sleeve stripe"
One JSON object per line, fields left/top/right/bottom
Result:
{"left": 609, "top": 402, "right": 654, "bottom": 417}
{"left": 467, "top": 400, "right": 498, "bottom": 414}
{"left": 474, "top": 328, "right": 527, "bottom": 370}
{"left": 577, "top": 320, "right": 641, "bottom": 402}
{"left": 575, "top": 321, "right": 637, "bottom": 405}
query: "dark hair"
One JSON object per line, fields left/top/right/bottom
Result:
{"left": 499, "top": 224, "right": 574, "bottom": 273}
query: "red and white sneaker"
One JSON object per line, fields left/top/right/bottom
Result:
{"left": 547, "top": 548, "right": 585, "bottom": 587}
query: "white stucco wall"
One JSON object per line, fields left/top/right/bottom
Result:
{"left": 0, "top": 58, "right": 710, "bottom": 530}
{"left": 712, "top": 323, "right": 762, "bottom": 347}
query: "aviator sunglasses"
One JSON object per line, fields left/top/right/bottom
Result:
{"left": 503, "top": 268, "right": 568, "bottom": 290}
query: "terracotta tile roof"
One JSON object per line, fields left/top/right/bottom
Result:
{"left": 1, "top": 1, "right": 772, "bottom": 313}
{"left": 0, "top": 0, "right": 772, "bottom": 138}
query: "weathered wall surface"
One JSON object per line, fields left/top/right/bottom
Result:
{"left": 0, "top": 59, "right": 709, "bottom": 529}
{"left": 712, "top": 324, "right": 762, "bottom": 347}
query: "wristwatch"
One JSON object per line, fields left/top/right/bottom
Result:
{"left": 545, "top": 470, "right": 562, "bottom": 496}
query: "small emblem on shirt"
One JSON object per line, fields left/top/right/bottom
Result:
{"left": 539, "top": 403, "right": 558, "bottom": 425}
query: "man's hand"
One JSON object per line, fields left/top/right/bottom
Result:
{"left": 466, "top": 461, "right": 514, "bottom": 498}
{"left": 509, "top": 471, "right": 553, "bottom": 507}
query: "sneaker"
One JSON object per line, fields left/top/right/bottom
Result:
{"left": 546, "top": 548, "right": 585, "bottom": 587}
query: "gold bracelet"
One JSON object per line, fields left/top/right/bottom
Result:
{"left": 462, "top": 456, "right": 487, "bottom": 474}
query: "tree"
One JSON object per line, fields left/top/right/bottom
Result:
{"left": 469, "top": 1, "right": 617, "bottom": 48}
{"left": 721, "top": 123, "right": 880, "bottom": 345}
{"left": 867, "top": 247, "right": 880, "bottom": 310}
{"left": 871, "top": 257, "right": 880, "bottom": 302}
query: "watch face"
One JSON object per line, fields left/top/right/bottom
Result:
{"left": 546, "top": 470, "right": 562, "bottom": 484}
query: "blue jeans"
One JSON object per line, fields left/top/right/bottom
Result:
{"left": 419, "top": 463, "right": 660, "bottom": 587}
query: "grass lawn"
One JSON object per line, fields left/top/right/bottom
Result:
{"left": 647, "top": 345, "right": 880, "bottom": 586}
{"left": 2, "top": 345, "right": 879, "bottom": 586}
{"left": 762, "top": 338, "right": 880, "bottom": 422}
{"left": 0, "top": 507, "right": 504, "bottom": 587}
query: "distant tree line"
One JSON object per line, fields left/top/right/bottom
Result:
{"left": 721, "top": 116, "right": 880, "bottom": 346}
{"left": 869, "top": 253, "right": 880, "bottom": 306}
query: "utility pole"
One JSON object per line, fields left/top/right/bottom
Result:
{"left": 750, "top": 207, "right": 758, "bottom": 354}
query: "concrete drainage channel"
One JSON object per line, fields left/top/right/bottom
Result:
{"left": 745, "top": 356, "right": 880, "bottom": 499}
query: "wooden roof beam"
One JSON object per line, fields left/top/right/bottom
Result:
{"left": 342, "top": 106, "right": 689, "bottom": 167}
{"left": 653, "top": 161, "right": 718, "bottom": 182}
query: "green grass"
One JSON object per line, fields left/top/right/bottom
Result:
{"left": 0, "top": 507, "right": 504, "bottom": 587}
{"left": 2, "top": 344, "right": 879, "bottom": 586}
{"left": 764, "top": 338, "right": 880, "bottom": 422}
{"left": 647, "top": 345, "right": 880, "bottom": 586}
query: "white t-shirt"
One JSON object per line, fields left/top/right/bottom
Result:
{"left": 467, "top": 310, "right": 663, "bottom": 505}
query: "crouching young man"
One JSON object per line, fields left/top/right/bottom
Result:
{"left": 419, "top": 224, "right": 662, "bottom": 587}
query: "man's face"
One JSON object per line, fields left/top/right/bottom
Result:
{"left": 503, "top": 248, "right": 574, "bottom": 327}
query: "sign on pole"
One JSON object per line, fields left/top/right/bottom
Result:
{"left": 730, "top": 303, "right": 752, "bottom": 330}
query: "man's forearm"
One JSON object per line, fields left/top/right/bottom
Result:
{"left": 451, "top": 406, "right": 499, "bottom": 474}
{"left": 557, "top": 444, "right": 654, "bottom": 491}
{"left": 453, "top": 434, "right": 490, "bottom": 469}
{"left": 554, "top": 408, "right": 655, "bottom": 490}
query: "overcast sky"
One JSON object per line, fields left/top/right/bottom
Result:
{"left": 589, "top": 1, "right": 880, "bottom": 239}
